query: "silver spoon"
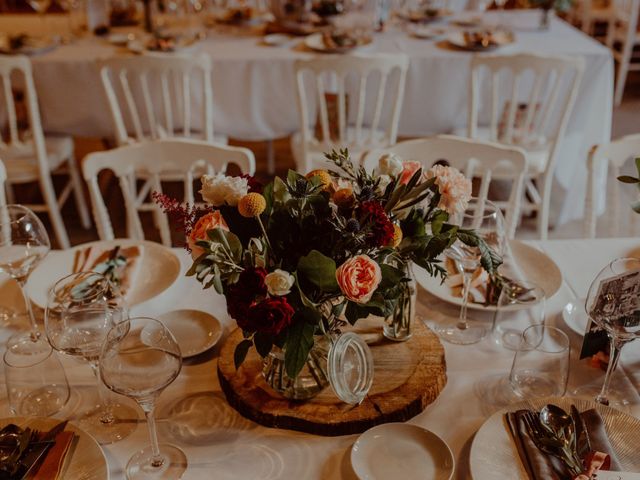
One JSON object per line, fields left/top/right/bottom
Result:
{"left": 540, "top": 405, "right": 583, "bottom": 471}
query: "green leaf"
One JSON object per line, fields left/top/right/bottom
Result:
{"left": 286, "top": 170, "right": 306, "bottom": 189}
{"left": 430, "top": 210, "right": 449, "bottom": 235}
{"left": 297, "top": 250, "right": 339, "bottom": 292}
{"left": 234, "top": 339, "right": 253, "bottom": 369}
{"left": 186, "top": 252, "right": 208, "bottom": 276}
{"left": 379, "top": 263, "right": 407, "bottom": 289}
{"left": 253, "top": 332, "right": 273, "bottom": 358}
{"left": 272, "top": 177, "right": 290, "bottom": 205}
{"left": 262, "top": 181, "right": 274, "bottom": 214}
{"left": 617, "top": 175, "right": 640, "bottom": 184}
{"left": 207, "top": 228, "right": 243, "bottom": 262}
{"left": 284, "top": 313, "right": 316, "bottom": 378}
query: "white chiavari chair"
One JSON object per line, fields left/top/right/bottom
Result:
{"left": 466, "top": 53, "right": 584, "bottom": 240}
{"left": 585, "top": 133, "right": 640, "bottom": 238}
{"left": 0, "top": 158, "right": 6, "bottom": 206}
{"left": 363, "top": 134, "right": 528, "bottom": 239}
{"left": 292, "top": 54, "right": 409, "bottom": 174}
{"left": 82, "top": 139, "right": 255, "bottom": 246}
{"left": 605, "top": 0, "right": 640, "bottom": 106}
{"left": 0, "top": 55, "right": 91, "bottom": 249}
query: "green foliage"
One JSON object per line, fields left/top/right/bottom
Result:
{"left": 284, "top": 309, "right": 318, "bottom": 378}
{"left": 234, "top": 339, "right": 252, "bottom": 369}
{"left": 297, "top": 250, "right": 339, "bottom": 292}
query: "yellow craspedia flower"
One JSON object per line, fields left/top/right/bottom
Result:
{"left": 333, "top": 187, "right": 355, "bottom": 209}
{"left": 238, "top": 193, "right": 266, "bottom": 218}
{"left": 305, "top": 169, "right": 332, "bottom": 191}
{"left": 391, "top": 224, "right": 403, "bottom": 247}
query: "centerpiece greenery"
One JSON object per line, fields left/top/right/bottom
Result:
{"left": 155, "top": 149, "right": 502, "bottom": 386}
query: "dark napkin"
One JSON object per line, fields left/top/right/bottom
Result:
{"left": 505, "top": 408, "right": 621, "bottom": 480}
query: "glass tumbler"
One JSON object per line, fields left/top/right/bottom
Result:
{"left": 509, "top": 325, "right": 570, "bottom": 399}
{"left": 492, "top": 280, "right": 546, "bottom": 350}
{"left": 4, "top": 333, "right": 70, "bottom": 417}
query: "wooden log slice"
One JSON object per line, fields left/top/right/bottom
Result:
{"left": 217, "top": 317, "right": 447, "bottom": 436}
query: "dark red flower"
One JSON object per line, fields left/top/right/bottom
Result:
{"left": 241, "top": 297, "right": 295, "bottom": 336}
{"left": 240, "top": 174, "right": 263, "bottom": 194}
{"left": 237, "top": 267, "right": 268, "bottom": 297}
{"left": 358, "top": 200, "right": 395, "bottom": 247}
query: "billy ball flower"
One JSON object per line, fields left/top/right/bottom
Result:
{"left": 238, "top": 193, "right": 267, "bottom": 218}
{"left": 333, "top": 187, "right": 355, "bottom": 209}
{"left": 390, "top": 224, "right": 403, "bottom": 247}
{"left": 305, "top": 169, "right": 332, "bottom": 191}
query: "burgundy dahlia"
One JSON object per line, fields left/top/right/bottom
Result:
{"left": 358, "top": 200, "right": 395, "bottom": 247}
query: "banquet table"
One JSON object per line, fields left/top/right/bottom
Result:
{"left": 0, "top": 236, "right": 638, "bottom": 479}
{"left": 0, "top": 10, "right": 613, "bottom": 225}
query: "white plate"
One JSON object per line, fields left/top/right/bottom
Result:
{"left": 415, "top": 240, "right": 562, "bottom": 312}
{"left": 107, "top": 32, "right": 134, "bottom": 46}
{"left": 446, "top": 29, "right": 514, "bottom": 51}
{"left": 562, "top": 298, "right": 589, "bottom": 336}
{"left": 407, "top": 24, "right": 447, "bottom": 39}
{"left": 0, "top": 416, "right": 109, "bottom": 479}
{"left": 158, "top": 309, "right": 222, "bottom": 358}
{"left": 0, "top": 35, "right": 58, "bottom": 55}
{"left": 304, "top": 32, "right": 372, "bottom": 53}
{"left": 469, "top": 397, "right": 640, "bottom": 479}
{"left": 27, "top": 239, "right": 181, "bottom": 308}
{"left": 351, "top": 423, "right": 454, "bottom": 480}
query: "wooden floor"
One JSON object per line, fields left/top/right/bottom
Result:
{"left": 11, "top": 71, "right": 640, "bottom": 249}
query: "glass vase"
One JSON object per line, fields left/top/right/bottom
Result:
{"left": 262, "top": 338, "right": 330, "bottom": 400}
{"left": 383, "top": 264, "right": 416, "bottom": 342}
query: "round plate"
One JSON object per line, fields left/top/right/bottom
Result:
{"left": 415, "top": 240, "right": 562, "bottom": 312}
{"left": 0, "top": 416, "right": 109, "bottom": 479}
{"left": 397, "top": 9, "right": 453, "bottom": 23}
{"left": 446, "top": 29, "right": 514, "bottom": 51}
{"left": 562, "top": 298, "right": 589, "bottom": 336}
{"left": 407, "top": 24, "right": 447, "bottom": 39}
{"left": 262, "top": 33, "right": 293, "bottom": 46}
{"left": 351, "top": 423, "right": 454, "bottom": 480}
{"left": 158, "top": 309, "right": 222, "bottom": 358}
{"left": 304, "top": 32, "right": 372, "bottom": 53}
{"left": 0, "top": 35, "right": 58, "bottom": 55}
{"left": 469, "top": 397, "right": 640, "bottom": 479}
{"left": 27, "top": 239, "right": 181, "bottom": 308}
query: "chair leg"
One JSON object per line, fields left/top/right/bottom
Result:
{"left": 5, "top": 182, "right": 15, "bottom": 204}
{"left": 40, "top": 177, "right": 70, "bottom": 249}
{"left": 614, "top": 56, "right": 630, "bottom": 106}
{"left": 537, "top": 175, "right": 552, "bottom": 241}
{"left": 67, "top": 157, "right": 92, "bottom": 229}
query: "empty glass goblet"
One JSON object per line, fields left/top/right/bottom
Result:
{"left": 45, "top": 271, "right": 136, "bottom": 444}
{"left": 100, "top": 317, "right": 186, "bottom": 480}
{"left": 436, "top": 198, "right": 506, "bottom": 345}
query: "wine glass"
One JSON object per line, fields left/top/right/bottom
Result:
{"left": 27, "top": 0, "right": 53, "bottom": 36}
{"left": 584, "top": 257, "right": 640, "bottom": 407}
{"left": 0, "top": 205, "right": 50, "bottom": 339}
{"left": 57, "top": 0, "right": 80, "bottom": 41}
{"left": 436, "top": 198, "right": 506, "bottom": 345}
{"left": 45, "top": 271, "right": 137, "bottom": 444}
{"left": 100, "top": 317, "right": 186, "bottom": 480}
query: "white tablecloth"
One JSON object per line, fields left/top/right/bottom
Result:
{"left": 0, "top": 237, "right": 638, "bottom": 479}
{"left": 1, "top": 10, "right": 613, "bottom": 224}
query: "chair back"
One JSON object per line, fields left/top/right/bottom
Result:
{"left": 468, "top": 53, "right": 584, "bottom": 180}
{"left": 585, "top": 134, "right": 640, "bottom": 238}
{"left": 97, "top": 54, "right": 215, "bottom": 146}
{"left": 82, "top": 139, "right": 255, "bottom": 245}
{"left": 0, "top": 157, "right": 6, "bottom": 205}
{"left": 606, "top": 0, "right": 640, "bottom": 46}
{"left": 293, "top": 54, "right": 409, "bottom": 172}
{"left": 363, "top": 134, "right": 528, "bottom": 239}
{"left": 0, "top": 55, "right": 49, "bottom": 175}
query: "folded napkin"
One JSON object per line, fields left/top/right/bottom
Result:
{"left": 506, "top": 409, "right": 621, "bottom": 480}
{"left": 28, "top": 430, "right": 75, "bottom": 480}
{"left": 73, "top": 245, "right": 143, "bottom": 297}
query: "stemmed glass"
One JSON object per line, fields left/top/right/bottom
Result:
{"left": 584, "top": 257, "right": 640, "bottom": 407}
{"left": 100, "top": 317, "right": 186, "bottom": 480}
{"left": 437, "top": 198, "right": 506, "bottom": 345}
{"left": 27, "top": 0, "right": 53, "bottom": 37}
{"left": 0, "top": 205, "right": 50, "bottom": 340}
{"left": 45, "top": 271, "right": 137, "bottom": 444}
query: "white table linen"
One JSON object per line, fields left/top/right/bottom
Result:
{"left": 0, "top": 237, "right": 638, "bottom": 479}
{"left": 0, "top": 10, "right": 612, "bottom": 225}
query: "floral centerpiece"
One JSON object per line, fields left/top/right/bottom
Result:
{"left": 155, "top": 149, "right": 501, "bottom": 399}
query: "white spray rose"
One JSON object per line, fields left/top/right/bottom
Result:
{"left": 265, "top": 269, "right": 295, "bottom": 297}
{"left": 377, "top": 153, "right": 404, "bottom": 177}
{"left": 200, "top": 173, "right": 249, "bottom": 207}
{"left": 376, "top": 174, "right": 392, "bottom": 194}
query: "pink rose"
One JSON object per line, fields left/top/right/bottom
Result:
{"left": 336, "top": 255, "right": 382, "bottom": 304}
{"left": 188, "top": 211, "right": 229, "bottom": 259}
{"left": 399, "top": 161, "right": 423, "bottom": 185}
{"left": 425, "top": 165, "right": 472, "bottom": 215}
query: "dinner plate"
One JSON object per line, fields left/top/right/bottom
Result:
{"left": 262, "top": 33, "right": 293, "bottom": 46}
{"left": 397, "top": 9, "right": 453, "bottom": 23}
{"left": 351, "top": 423, "right": 454, "bottom": 480}
{"left": 407, "top": 24, "right": 447, "bottom": 39}
{"left": 27, "top": 239, "right": 181, "bottom": 308}
{"left": 446, "top": 29, "right": 514, "bottom": 51}
{"left": 158, "top": 309, "right": 223, "bottom": 358}
{"left": 304, "top": 32, "right": 372, "bottom": 53}
{"left": 0, "top": 35, "right": 58, "bottom": 55}
{"left": 562, "top": 298, "right": 589, "bottom": 336}
{"left": 469, "top": 397, "right": 640, "bottom": 479}
{"left": 414, "top": 240, "right": 562, "bottom": 312}
{"left": 0, "top": 416, "right": 109, "bottom": 479}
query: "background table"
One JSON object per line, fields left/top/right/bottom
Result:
{"left": 0, "top": 237, "right": 638, "bottom": 479}
{"left": 0, "top": 10, "right": 613, "bottom": 225}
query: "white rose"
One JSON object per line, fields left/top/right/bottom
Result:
{"left": 264, "top": 269, "right": 295, "bottom": 297}
{"left": 200, "top": 173, "right": 249, "bottom": 207}
{"left": 376, "top": 174, "right": 391, "bottom": 194}
{"left": 377, "top": 153, "right": 403, "bottom": 177}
